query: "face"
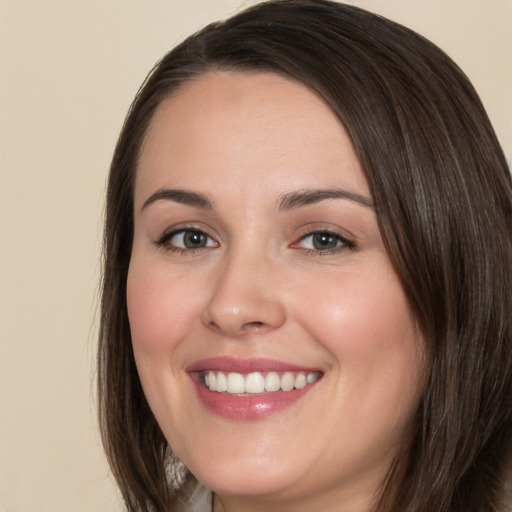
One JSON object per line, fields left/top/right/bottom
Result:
{"left": 128, "top": 71, "right": 424, "bottom": 511}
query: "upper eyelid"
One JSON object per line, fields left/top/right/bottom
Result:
{"left": 158, "top": 223, "right": 216, "bottom": 237}
{"left": 294, "top": 223, "right": 355, "bottom": 242}
{"left": 298, "top": 228, "right": 349, "bottom": 238}
{"left": 155, "top": 226, "right": 218, "bottom": 246}
{"left": 153, "top": 223, "right": 356, "bottom": 248}
{"left": 295, "top": 230, "right": 354, "bottom": 247}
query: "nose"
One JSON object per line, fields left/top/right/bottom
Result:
{"left": 200, "top": 248, "right": 286, "bottom": 338}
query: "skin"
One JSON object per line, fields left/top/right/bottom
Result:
{"left": 127, "top": 71, "right": 425, "bottom": 512}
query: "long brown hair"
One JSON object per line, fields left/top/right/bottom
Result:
{"left": 98, "top": 1, "right": 512, "bottom": 510}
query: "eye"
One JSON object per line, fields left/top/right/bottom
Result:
{"left": 295, "top": 231, "right": 355, "bottom": 252}
{"left": 155, "top": 229, "right": 218, "bottom": 251}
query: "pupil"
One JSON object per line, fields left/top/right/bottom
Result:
{"left": 184, "top": 231, "right": 206, "bottom": 248}
{"left": 313, "top": 233, "right": 337, "bottom": 250}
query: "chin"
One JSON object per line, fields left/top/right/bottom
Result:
{"left": 186, "top": 450, "right": 303, "bottom": 498}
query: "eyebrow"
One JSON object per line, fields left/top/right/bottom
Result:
{"left": 277, "top": 188, "right": 374, "bottom": 210}
{"left": 141, "top": 188, "right": 214, "bottom": 211}
{"left": 141, "top": 186, "right": 374, "bottom": 212}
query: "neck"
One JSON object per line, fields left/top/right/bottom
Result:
{"left": 211, "top": 483, "right": 378, "bottom": 512}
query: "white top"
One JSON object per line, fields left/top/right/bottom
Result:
{"left": 178, "top": 475, "right": 512, "bottom": 512}
{"left": 180, "top": 483, "right": 212, "bottom": 512}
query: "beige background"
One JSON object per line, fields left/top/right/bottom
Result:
{"left": 0, "top": 1, "right": 510, "bottom": 511}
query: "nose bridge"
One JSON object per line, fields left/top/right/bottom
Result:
{"left": 201, "top": 240, "right": 286, "bottom": 337}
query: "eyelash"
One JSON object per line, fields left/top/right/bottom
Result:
{"left": 153, "top": 227, "right": 218, "bottom": 254}
{"left": 153, "top": 228, "right": 356, "bottom": 255}
{"left": 294, "top": 230, "right": 356, "bottom": 254}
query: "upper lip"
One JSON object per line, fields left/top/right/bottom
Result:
{"left": 186, "top": 357, "right": 320, "bottom": 374}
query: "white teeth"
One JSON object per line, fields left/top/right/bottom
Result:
{"left": 295, "top": 373, "right": 307, "bottom": 389}
{"left": 216, "top": 371, "right": 227, "bottom": 392}
{"left": 227, "top": 372, "right": 245, "bottom": 394}
{"left": 245, "top": 372, "right": 265, "bottom": 393}
{"left": 204, "top": 370, "right": 320, "bottom": 394}
{"left": 307, "top": 372, "right": 319, "bottom": 384}
{"left": 265, "top": 372, "right": 280, "bottom": 392}
{"left": 280, "top": 372, "right": 295, "bottom": 391}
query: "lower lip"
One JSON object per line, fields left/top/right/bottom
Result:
{"left": 192, "top": 379, "right": 317, "bottom": 420}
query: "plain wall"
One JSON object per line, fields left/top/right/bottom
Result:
{"left": 0, "top": 1, "right": 510, "bottom": 511}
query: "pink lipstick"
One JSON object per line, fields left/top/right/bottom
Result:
{"left": 188, "top": 357, "right": 322, "bottom": 420}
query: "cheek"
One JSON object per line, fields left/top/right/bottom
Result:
{"left": 126, "top": 259, "right": 206, "bottom": 435}
{"left": 300, "top": 267, "right": 424, "bottom": 455}
{"left": 126, "top": 259, "right": 202, "bottom": 355}
{"left": 302, "top": 268, "right": 412, "bottom": 337}
{"left": 296, "top": 263, "right": 422, "bottom": 394}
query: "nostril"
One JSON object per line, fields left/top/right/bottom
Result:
{"left": 244, "top": 321, "right": 266, "bottom": 329}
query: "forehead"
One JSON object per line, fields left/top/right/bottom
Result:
{"left": 135, "top": 71, "right": 369, "bottom": 207}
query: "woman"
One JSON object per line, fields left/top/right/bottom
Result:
{"left": 98, "top": 1, "right": 512, "bottom": 510}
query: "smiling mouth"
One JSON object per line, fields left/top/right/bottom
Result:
{"left": 202, "top": 370, "right": 322, "bottom": 395}
{"left": 189, "top": 359, "right": 324, "bottom": 419}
